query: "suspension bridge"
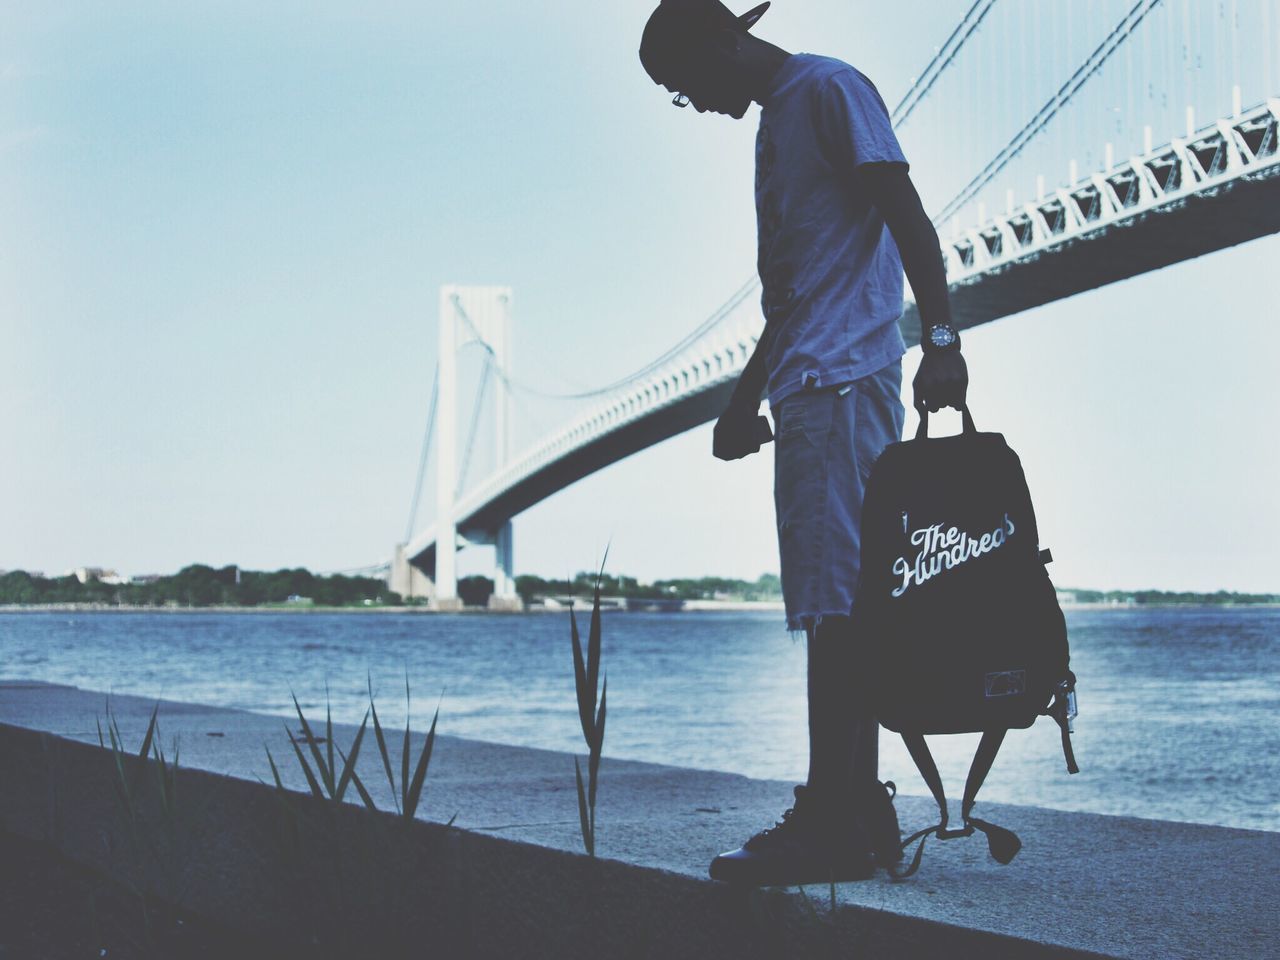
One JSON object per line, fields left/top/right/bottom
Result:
{"left": 365, "top": 0, "right": 1280, "bottom": 608}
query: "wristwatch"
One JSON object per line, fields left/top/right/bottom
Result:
{"left": 924, "top": 323, "right": 961, "bottom": 352}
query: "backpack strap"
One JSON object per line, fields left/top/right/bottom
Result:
{"left": 915, "top": 405, "right": 977, "bottom": 441}
{"left": 1046, "top": 671, "right": 1081, "bottom": 775}
{"left": 891, "top": 728, "right": 1020, "bottom": 879}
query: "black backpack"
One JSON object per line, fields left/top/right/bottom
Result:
{"left": 855, "top": 406, "right": 1078, "bottom": 877}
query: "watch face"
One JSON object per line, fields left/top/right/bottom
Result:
{"left": 929, "top": 325, "right": 956, "bottom": 348}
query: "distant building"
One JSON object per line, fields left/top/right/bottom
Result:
{"left": 131, "top": 574, "right": 162, "bottom": 585}
{"left": 70, "top": 567, "right": 129, "bottom": 585}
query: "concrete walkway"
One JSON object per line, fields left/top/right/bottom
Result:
{"left": 0, "top": 679, "right": 1274, "bottom": 959}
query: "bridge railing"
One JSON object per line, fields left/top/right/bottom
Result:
{"left": 939, "top": 99, "right": 1280, "bottom": 283}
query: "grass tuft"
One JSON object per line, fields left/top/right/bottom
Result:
{"left": 366, "top": 670, "right": 444, "bottom": 823}
{"left": 279, "top": 688, "right": 373, "bottom": 808}
{"left": 570, "top": 549, "right": 609, "bottom": 857}
{"left": 266, "top": 678, "right": 444, "bottom": 825}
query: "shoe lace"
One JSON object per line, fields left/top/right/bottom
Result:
{"left": 750, "top": 805, "right": 801, "bottom": 844}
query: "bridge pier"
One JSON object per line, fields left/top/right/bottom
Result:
{"left": 488, "top": 521, "right": 522, "bottom": 611}
{"left": 390, "top": 543, "right": 435, "bottom": 603}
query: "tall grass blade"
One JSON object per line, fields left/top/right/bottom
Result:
{"left": 570, "top": 604, "right": 592, "bottom": 745}
{"left": 334, "top": 709, "right": 370, "bottom": 802}
{"left": 336, "top": 745, "right": 378, "bottom": 812}
{"left": 401, "top": 673, "right": 412, "bottom": 814}
{"left": 96, "top": 717, "right": 105, "bottom": 749}
{"left": 291, "top": 692, "right": 335, "bottom": 797}
{"left": 265, "top": 746, "right": 286, "bottom": 791}
{"left": 152, "top": 739, "right": 178, "bottom": 818}
{"left": 137, "top": 703, "right": 160, "bottom": 761}
{"left": 586, "top": 572, "right": 603, "bottom": 716}
{"left": 324, "top": 685, "right": 335, "bottom": 795}
{"left": 286, "top": 728, "right": 325, "bottom": 800}
{"left": 404, "top": 699, "right": 440, "bottom": 820}
{"left": 593, "top": 675, "right": 608, "bottom": 754}
{"left": 573, "top": 757, "right": 593, "bottom": 857}
{"left": 588, "top": 677, "right": 606, "bottom": 815}
{"left": 106, "top": 719, "right": 132, "bottom": 810}
{"left": 368, "top": 674, "right": 401, "bottom": 815}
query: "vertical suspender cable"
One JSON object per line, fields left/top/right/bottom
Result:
{"left": 1216, "top": 0, "right": 1224, "bottom": 115}
{"left": 1265, "top": 1, "right": 1273, "bottom": 100}
{"left": 1127, "top": 0, "right": 1134, "bottom": 144}
{"left": 1182, "top": 0, "right": 1191, "bottom": 132}
{"left": 935, "top": 0, "right": 1167, "bottom": 226}
{"left": 1146, "top": 0, "right": 1157, "bottom": 120}
{"left": 1223, "top": 0, "right": 1233, "bottom": 108}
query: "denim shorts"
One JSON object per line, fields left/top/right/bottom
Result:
{"left": 772, "top": 358, "right": 905, "bottom": 634}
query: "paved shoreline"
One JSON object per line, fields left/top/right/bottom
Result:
{"left": 0, "top": 679, "right": 1274, "bottom": 958}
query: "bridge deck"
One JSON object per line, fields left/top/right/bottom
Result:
{"left": 408, "top": 102, "right": 1280, "bottom": 572}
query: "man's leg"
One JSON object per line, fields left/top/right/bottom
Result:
{"left": 708, "top": 361, "right": 901, "bottom": 884}
{"left": 806, "top": 614, "right": 877, "bottom": 807}
{"left": 803, "top": 360, "right": 902, "bottom": 822}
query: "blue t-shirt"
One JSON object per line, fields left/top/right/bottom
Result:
{"left": 756, "top": 54, "right": 908, "bottom": 407}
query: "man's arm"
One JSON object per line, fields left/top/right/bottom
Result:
{"left": 859, "top": 162, "right": 968, "bottom": 413}
{"left": 728, "top": 324, "right": 770, "bottom": 409}
{"left": 712, "top": 323, "right": 774, "bottom": 461}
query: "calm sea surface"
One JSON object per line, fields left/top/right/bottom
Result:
{"left": 1, "top": 607, "right": 1276, "bottom": 832}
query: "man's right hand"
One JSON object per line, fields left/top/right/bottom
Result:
{"left": 713, "top": 401, "right": 772, "bottom": 461}
{"left": 913, "top": 347, "right": 968, "bottom": 413}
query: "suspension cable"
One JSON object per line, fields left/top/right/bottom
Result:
{"left": 404, "top": 364, "right": 439, "bottom": 543}
{"left": 891, "top": 0, "right": 999, "bottom": 128}
{"left": 319, "top": 562, "right": 392, "bottom": 577}
{"left": 934, "top": 0, "right": 1166, "bottom": 227}
{"left": 452, "top": 277, "right": 761, "bottom": 401}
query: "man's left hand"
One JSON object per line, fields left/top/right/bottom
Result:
{"left": 713, "top": 401, "right": 771, "bottom": 461}
{"left": 913, "top": 348, "right": 968, "bottom": 413}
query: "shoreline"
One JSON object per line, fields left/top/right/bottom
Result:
{"left": 0, "top": 600, "right": 1276, "bottom": 613}
{"left": 0, "top": 601, "right": 788, "bottom": 614}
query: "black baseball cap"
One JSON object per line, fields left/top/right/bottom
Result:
{"left": 639, "top": 0, "right": 771, "bottom": 85}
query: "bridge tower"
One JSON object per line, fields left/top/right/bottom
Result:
{"left": 391, "top": 285, "right": 520, "bottom": 610}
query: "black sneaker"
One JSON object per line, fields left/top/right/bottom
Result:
{"left": 708, "top": 785, "right": 875, "bottom": 886}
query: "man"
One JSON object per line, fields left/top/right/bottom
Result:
{"left": 639, "top": 0, "right": 968, "bottom": 884}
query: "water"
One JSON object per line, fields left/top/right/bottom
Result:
{"left": 1, "top": 607, "right": 1276, "bottom": 832}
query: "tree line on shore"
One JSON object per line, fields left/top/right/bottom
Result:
{"left": 0, "top": 566, "right": 786, "bottom": 607}
{"left": 1062, "top": 587, "right": 1279, "bottom": 605}
{"left": 0, "top": 566, "right": 400, "bottom": 608}
{"left": 513, "top": 572, "right": 784, "bottom": 603}
{"left": 0, "top": 566, "right": 1273, "bottom": 608}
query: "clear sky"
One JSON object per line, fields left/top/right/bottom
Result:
{"left": 3, "top": 1, "right": 1277, "bottom": 593}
